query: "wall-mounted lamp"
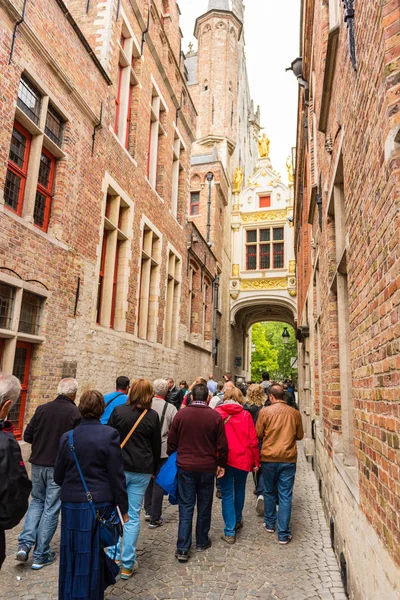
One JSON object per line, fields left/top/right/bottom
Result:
{"left": 282, "top": 327, "right": 290, "bottom": 345}
{"left": 286, "top": 57, "right": 309, "bottom": 104}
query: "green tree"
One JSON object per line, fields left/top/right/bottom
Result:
{"left": 251, "top": 322, "right": 297, "bottom": 381}
{"left": 250, "top": 323, "right": 278, "bottom": 381}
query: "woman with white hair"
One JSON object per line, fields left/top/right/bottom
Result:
{"left": 0, "top": 373, "right": 31, "bottom": 569}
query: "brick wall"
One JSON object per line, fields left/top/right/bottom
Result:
{"left": 294, "top": 0, "right": 400, "bottom": 596}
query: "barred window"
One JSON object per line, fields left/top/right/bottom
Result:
{"left": 0, "top": 284, "right": 14, "bottom": 330}
{"left": 18, "top": 292, "right": 42, "bottom": 335}
{"left": 45, "top": 105, "right": 64, "bottom": 146}
{"left": 17, "top": 75, "right": 41, "bottom": 124}
{"left": 245, "top": 227, "right": 285, "bottom": 271}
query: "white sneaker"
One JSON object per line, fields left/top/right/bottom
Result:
{"left": 256, "top": 495, "right": 264, "bottom": 516}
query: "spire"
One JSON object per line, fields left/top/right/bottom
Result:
{"left": 207, "top": 0, "right": 230, "bottom": 11}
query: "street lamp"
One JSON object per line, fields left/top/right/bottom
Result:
{"left": 282, "top": 327, "right": 290, "bottom": 345}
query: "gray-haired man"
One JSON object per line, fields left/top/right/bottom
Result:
{"left": 144, "top": 378, "right": 177, "bottom": 528}
{"left": 0, "top": 374, "right": 31, "bottom": 569}
{"left": 16, "top": 378, "right": 81, "bottom": 569}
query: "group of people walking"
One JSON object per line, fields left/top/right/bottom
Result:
{"left": 0, "top": 369, "right": 304, "bottom": 600}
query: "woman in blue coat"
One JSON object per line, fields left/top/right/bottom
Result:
{"left": 54, "top": 390, "right": 128, "bottom": 600}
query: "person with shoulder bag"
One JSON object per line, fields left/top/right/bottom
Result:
{"left": 54, "top": 390, "right": 128, "bottom": 600}
{"left": 0, "top": 374, "right": 32, "bottom": 570}
{"left": 107, "top": 378, "right": 161, "bottom": 580}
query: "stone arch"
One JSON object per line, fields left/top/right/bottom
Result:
{"left": 230, "top": 296, "right": 297, "bottom": 329}
{"left": 190, "top": 174, "right": 201, "bottom": 188}
{"left": 215, "top": 21, "right": 228, "bottom": 32}
{"left": 203, "top": 24, "right": 212, "bottom": 35}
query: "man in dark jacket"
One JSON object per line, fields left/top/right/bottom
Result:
{"left": 16, "top": 378, "right": 81, "bottom": 570}
{"left": 0, "top": 374, "right": 31, "bottom": 570}
{"left": 167, "top": 384, "right": 228, "bottom": 562}
{"left": 165, "top": 377, "right": 183, "bottom": 410}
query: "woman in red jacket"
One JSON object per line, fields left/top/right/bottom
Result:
{"left": 215, "top": 387, "right": 260, "bottom": 544}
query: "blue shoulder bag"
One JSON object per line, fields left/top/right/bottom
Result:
{"left": 69, "top": 430, "right": 122, "bottom": 548}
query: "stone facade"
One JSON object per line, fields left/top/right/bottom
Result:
{"left": 229, "top": 151, "right": 297, "bottom": 379}
{"left": 294, "top": 0, "right": 400, "bottom": 598}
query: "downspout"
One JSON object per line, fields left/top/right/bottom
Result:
{"left": 212, "top": 274, "right": 220, "bottom": 358}
{"left": 206, "top": 172, "right": 214, "bottom": 244}
{"left": 8, "top": 0, "right": 28, "bottom": 64}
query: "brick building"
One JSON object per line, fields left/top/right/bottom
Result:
{"left": 0, "top": 0, "right": 263, "bottom": 432}
{"left": 0, "top": 0, "right": 199, "bottom": 434}
{"left": 293, "top": 0, "right": 400, "bottom": 597}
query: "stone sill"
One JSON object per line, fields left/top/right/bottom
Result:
{"left": 184, "top": 339, "right": 212, "bottom": 355}
{"left": 333, "top": 452, "right": 360, "bottom": 504}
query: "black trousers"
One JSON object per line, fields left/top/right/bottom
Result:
{"left": 144, "top": 458, "right": 167, "bottom": 522}
{"left": 0, "top": 529, "right": 5, "bottom": 570}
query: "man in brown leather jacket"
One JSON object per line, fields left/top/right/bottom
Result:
{"left": 256, "top": 384, "right": 304, "bottom": 544}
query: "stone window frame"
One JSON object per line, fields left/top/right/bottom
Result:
{"left": 137, "top": 217, "right": 162, "bottom": 342}
{"left": 244, "top": 226, "right": 285, "bottom": 271}
{"left": 1, "top": 70, "right": 68, "bottom": 235}
{"left": 189, "top": 191, "right": 200, "bottom": 216}
{"left": 170, "top": 126, "right": 186, "bottom": 219}
{"left": 113, "top": 17, "right": 141, "bottom": 151}
{"left": 164, "top": 246, "right": 182, "bottom": 348}
{"left": 94, "top": 174, "right": 134, "bottom": 333}
{"left": 147, "top": 78, "right": 168, "bottom": 191}
{"left": 327, "top": 149, "right": 355, "bottom": 467}
{"left": 0, "top": 271, "right": 48, "bottom": 374}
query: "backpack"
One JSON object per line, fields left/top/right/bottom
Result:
{"left": 0, "top": 431, "right": 32, "bottom": 530}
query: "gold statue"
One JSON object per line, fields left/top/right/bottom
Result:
{"left": 258, "top": 134, "right": 270, "bottom": 158}
{"left": 232, "top": 166, "right": 243, "bottom": 193}
{"left": 286, "top": 156, "right": 294, "bottom": 184}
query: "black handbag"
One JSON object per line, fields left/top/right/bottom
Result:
{"left": 69, "top": 430, "right": 122, "bottom": 548}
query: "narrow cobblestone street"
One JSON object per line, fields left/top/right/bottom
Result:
{"left": 0, "top": 449, "right": 347, "bottom": 600}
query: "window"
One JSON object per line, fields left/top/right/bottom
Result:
{"left": 138, "top": 226, "right": 160, "bottom": 341}
{"left": 45, "top": 105, "right": 64, "bottom": 146}
{"left": 245, "top": 227, "right": 285, "bottom": 270}
{"left": 4, "top": 122, "right": 31, "bottom": 215}
{"left": 17, "top": 75, "right": 41, "bottom": 125}
{"left": 164, "top": 251, "right": 181, "bottom": 347}
{"left": 18, "top": 292, "right": 42, "bottom": 335}
{"left": 190, "top": 191, "right": 200, "bottom": 216}
{"left": 114, "top": 24, "right": 140, "bottom": 150}
{"left": 147, "top": 90, "right": 166, "bottom": 188}
{"left": 10, "top": 342, "right": 32, "bottom": 439}
{"left": 171, "top": 133, "right": 184, "bottom": 218}
{"left": 96, "top": 193, "right": 129, "bottom": 329}
{"left": 0, "top": 283, "right": 14, "bottom": 329}
{"left": 259, "top": 195, "right": 271, "bottom": 208}
{"left": 34, "top": 149, "right": 55, "bottom": 231}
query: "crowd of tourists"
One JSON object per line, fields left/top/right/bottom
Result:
{"left": 0, "top": 369, "right": 303, "bottom": 599}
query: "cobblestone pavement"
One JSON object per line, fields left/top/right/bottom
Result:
{"left": 0, "top": 449, "right": 347, "bottom": 600}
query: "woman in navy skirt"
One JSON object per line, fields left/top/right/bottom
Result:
{"left": 54, "top": 390, "right": 128, "bottom": 600}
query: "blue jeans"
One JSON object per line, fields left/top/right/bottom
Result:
{"left": 177, "top": 470, "right": 215, "bottom": 552}
{"left": 18, "top": 464, "right": 61, "bottom": 561}
{"left": 108, "top": 472, "right": 151, "bottom": 569}
{"left": 261, "top": 462, "right": 297, "bottom": 541}
{"left": 219, "top": 466, "right": 248, "bottom": 537}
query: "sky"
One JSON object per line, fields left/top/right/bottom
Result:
{"left": 178, "top": 0, "right": 301, "bottom": 182}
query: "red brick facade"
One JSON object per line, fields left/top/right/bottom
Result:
{"left": 294, "top": 0, "right": 400, "bottom": 596}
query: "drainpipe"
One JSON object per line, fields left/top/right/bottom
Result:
{"left": 212, "top": 274, "right": 220, "bottom": 357}
{"left": 206, "top": 172, "right": 214, "bottom": 245}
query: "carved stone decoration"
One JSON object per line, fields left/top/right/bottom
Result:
{"left": 232, "top": 264, "right": 240, "bottom": 277}
{"left": 289, "top": 290, "right": 297, "bottom": 297}
{"left": 288, "top": 260, "right": 296, "bottom": 274}
{"left": 241, "top": 278, "right": 288, "bottom": 291}
{"left": 230, "top": 292, "right": 239, "bottom": 300}
{"left": 241, "top": 210, "right": 287, "bottom": 224}
{"left": 231, "top": 281, "right": 238, "bottom": 288}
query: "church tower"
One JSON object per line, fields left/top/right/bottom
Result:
{"left": 193, "top": 0, "right": 243, "bottom": 165}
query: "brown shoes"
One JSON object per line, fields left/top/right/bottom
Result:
{"left": 221, "top": 534, "right": 236, "bottom": 544}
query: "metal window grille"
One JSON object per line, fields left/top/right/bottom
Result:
{"left": 273, "top": 227, "right": 284, "bottom": 241}
{"left": 273, "top": 243, "right": 284, "bottom": 268}
{"left": 45, "top": 105, "right": 64, "bottom": 146}
{"left": 33, "top": 191, "right": 47, "bottom": 228}
{"left": 18, "top": 292, "right": 42, "bottom": 335}
{"left": 4, "top": 170, "right": 22, "bottom": 211}
{"left": 0, "top": 283, "right": 14, "bottom": 329}
{"left": 259, "top": 244, "right": 270, "bottom": 269}
{"left": 17, "top": 76, "right": 41, "bottom": 124}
